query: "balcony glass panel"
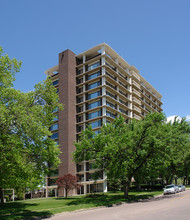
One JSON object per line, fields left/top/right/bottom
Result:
{"left": 77, "top": 96, "right": 83, "bottom": 103}
{"left": 106, "top": 101, "right": 116, "bottom": 109}
{"left": 50, "top": 124, "right": 58, "bottom": 131}
{"left": 77, "top": 105, "right": 83, "bottom": 113}
{"left": 53, "top": 115, "right": 58, "bottom": 121}
{"left": 106, "top": 91, "right": 116, "bottom": 99}
{"left": 88, "top": 110, "right": 101, "bottom": 120}
{"left": 87, "top": 81, "right": 101, "bottom": 90}
{"left": 87, "top": 90, "right": 101, "bottom": 100}
{"left": 88, "top": 62, "right": 100, "bottom": 71}
{"left": 119, "top": 108, "right": 128, "bottom": 115}
{"left": 87, "top": 71, "right": 100, "bottom": 80}
{"left": 106, "top": 81, "right": 116, "bottom": 90}
{"left": 88, "top": 100, "right": 101, "bottom": 109}
{"left": 106, "top": 111, "right": 116, "bottom": 119}
{"left": 94, "top": 130, "right": 100, "bottom": 135}
{"left": 88, "top": 120, "right": 101, "bottom": 129}
{"left": 52, "top": 80, "right": 59, "bottom": 86}
{"left": 77, "top": 77, "right": 83, "bottom": 84}
{"left": 51, "top": 132, "right": 58, "bottom": 139}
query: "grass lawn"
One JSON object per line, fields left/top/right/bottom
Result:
{"left": 0, "top": 190, "right": 163, "bottom": 220}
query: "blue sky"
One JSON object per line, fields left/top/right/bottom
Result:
{"left": 1, "top": 0, "right": 190, "bottom": 119}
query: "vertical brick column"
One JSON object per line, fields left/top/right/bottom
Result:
{"left": 58, "top": 50, "right": 76, "bottom": 192}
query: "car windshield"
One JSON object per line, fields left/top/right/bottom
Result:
{"left": 166, "top": 185, "right": 174, "bottom": 189}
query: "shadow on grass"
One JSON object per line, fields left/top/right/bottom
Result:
{"left": 0, "top": 202, "right": 53, "bottom": 220}
{"left": 55, "top": 192, "right": 157, "bottom": 207}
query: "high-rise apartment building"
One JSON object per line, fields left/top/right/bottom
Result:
{"left": 45, "top": 43, "right": 163, "bottom": 196}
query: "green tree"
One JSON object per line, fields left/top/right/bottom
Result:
{"left": 74, "top": 113, "right": 165, "bottom": 198}
{"left": 159, "top": 117, "right": 190, "bottom": 185}
{"left": 0, "top": 47, "right": 62, "bottom": 204}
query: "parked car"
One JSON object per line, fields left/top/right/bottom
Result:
{"left": 163, "top": 184, "right": 179, "bottom": 195}
{"left": 178, "top": 185, "right": 186, "bottom": 192}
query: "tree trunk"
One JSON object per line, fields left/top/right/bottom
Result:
{"left": 124, "top": 181, "right": 130, "bottom": 199}
{"left": 175, "top": 177, "right": 177, "bottom": 185}
{"left": 161, "top": 176, "right": 164, "bottom": 186}
{"left": 0, "top": 188, "right": 4, "bottom": 205}
{"left": 183, "top": 177, "right": 186, "bottom": 186}
{"left": 65, "top": 189, "right": 68, "bottom": 198}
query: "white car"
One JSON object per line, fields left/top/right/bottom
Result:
{"left": 163, "top": 184, "right": 179, "bottom": 195}
{"left": 178, "top": 185, "right": 186, "bottom": 192}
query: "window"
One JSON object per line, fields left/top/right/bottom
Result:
{"left": 87, "top": 90, "right": 101, "bottom": 100}
{"left": 77, "top": 115, "right": 83, "bottom": 123}
{"left": 119, "top": 90, "right": 126, "bottom": 97}
{"left": 77, "top": 174, "right": 84, "bottom": 182}
{"left": 87, "top": 100, "right": 101, "bottom": 110}
{"left": 87, "top": 110, "right": 101, "bottom": 120}
{"left": 53, "top": 115, "right": 58, "bottom": 121}
{"left": 52, "top": 80, "right": 59, "bottom": 86}
{"left": 88, "top": 120, "right": 101, "bottom": 129}
{"left": 49, "top": 169, "right": 58, "bottom": 177}
{"left": 77, "top": 105, "right": 83, "bottom": 113}
{"left": 106, "top": 111, "right": 116, "bottom": 119}
{"left": 105, "top": 62, "right": 116, "bottom": 70}
{"left": 77, "top": 77, "right": 83, "bottom": 84}
{"left": 76, "top": 164, "right": 84, "bottom": 172}
{"left": 119, "top": 99, "right": 127, "bottom": 106}
{"left": 106, "top": 81, "right": 116, "bottom": 90}
{"left": 77, "top": 124, "right": 84, "bottom": 133}
{"left": 51, "top": 132, "right": 58, "bottom": 139}
{"left": 106, "top": 71, "right": 116, "bottom": 80}
{"left": 119, "top": 108, "right": 128, "bottom": 115}
{"left": 106, "top": 101, "right": 116, "bottom": 109}
{"left": 77, "top": 96, "right": 83, "bottom": 103}
{"left": 118, "top": 71, "right": 126, "bottom": 79}
{"left": 94, "top": 130, "right": 100, "bottom": 135}
{"left": 106, "top": 120, "right": 111, "bottom": 124}
{"left": 119, "top": 81, "right": 128, "bottom": 89}
{"left": 106, "top": 91, "right": 116, "bottom": 99}
{"left": 88, "top": 61, "right": 100, "bottom": 71}
{"left": 87, "top": 81, "right": 101, "bottom": 90}
{"left": 48, "top": 178, "right": 57, "bottom": 186}
{"left": 77, "top": 87, "right": 83, "bottom": 94}
{"left": 50, "top": 124, "right": 58, "bottom": 131}
{"left": 87, "top": 71, "right": 100, "bottom": 80}
{"left": 77, "top": 68, "right": 83, "bottom": 75}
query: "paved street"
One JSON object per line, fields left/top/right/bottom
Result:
{"left": 48, "top": 189, "right": 190, "bottom": 220}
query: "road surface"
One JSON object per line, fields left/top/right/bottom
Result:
{"left": 48, "top": 190, "right": 190, "bottom": 220}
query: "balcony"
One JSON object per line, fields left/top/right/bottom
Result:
{"left": 132, "top": 97, "right": 141, "bottom": 106}
{"left": 132, "top": 89, "right": 141, "bottom": 98}
{"left": 131, "top": 71, "right": 140, "bottom": 81}
{"left": 76, "top": 164, "right": 84, "bottom": 172}
{"left": 132, "top": 80, "right": 140, "bottom": 90}
{"left": 133, "top": 113, "right": 141, "bottom": 120}
{"left": 133, "top": 105, "right": 141, "bottom": 114}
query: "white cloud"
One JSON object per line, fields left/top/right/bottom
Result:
{"left": 167, "top": 115, "right": 182, "bottom": 123}
{"left": 167, "top": 115, "right": 190, "bottom": 123}
{"left": 186, "top": 115, "right": 190, "bottom": 121}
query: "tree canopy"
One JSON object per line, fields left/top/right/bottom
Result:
{"left": 74, "top": 113, "right": 190, "bottom": 198}
{"left": 0, "top": 47, "right": 62, "bottom": 203}
{"left": 56, "top": 174, "right": 81, "bottom": 198}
